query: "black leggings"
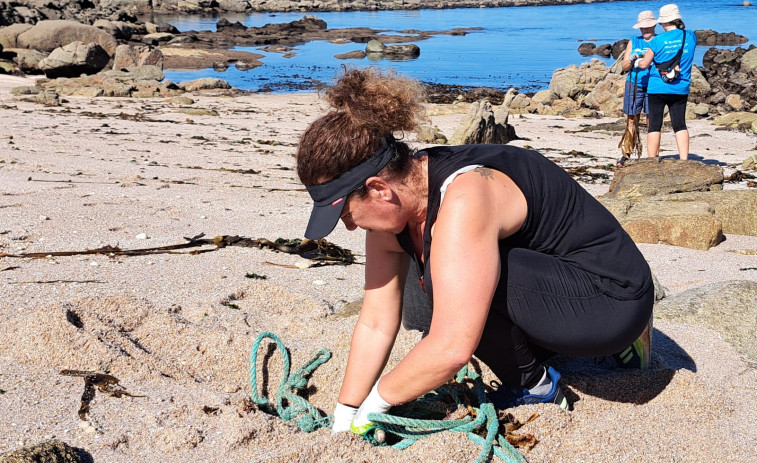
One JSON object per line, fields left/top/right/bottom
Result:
{"left": 647, "top": 93, "right": 689, "bottom": 133}
{"left": 402, "top": 248, "right": 654, "bottom": 387}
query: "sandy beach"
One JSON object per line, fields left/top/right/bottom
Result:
{"left": 1, "top": 73, "right": 756, "bottom": 462}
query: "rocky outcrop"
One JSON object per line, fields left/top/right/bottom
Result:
{"left": 694, "top": 29, "right": 749, "bottom": 46}
{"left": 365, "top": 39, "right": 420, "bottom": 60}
{"left": 449, "top": 99, "right": 518, "bottom": 145}
{"left": 690, "top": 45, "right": 757, "bottom": 118}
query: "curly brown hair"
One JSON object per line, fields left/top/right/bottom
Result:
{"left": 296, "top": 67, "right": 427, "bottom": 187}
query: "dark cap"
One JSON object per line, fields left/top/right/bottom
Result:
{"left": 304, "top": 137, "right": 396, "bottom": 239}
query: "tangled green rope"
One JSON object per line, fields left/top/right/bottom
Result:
{"left": 249, "top": 331, "right": 526, "bottom": 463}
{"left": 249, "top": 331, "right": 333, "bottom": 431}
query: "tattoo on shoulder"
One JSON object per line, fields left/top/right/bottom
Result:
{"left": 473, "top": 167, "right": 494, "bottom": 179}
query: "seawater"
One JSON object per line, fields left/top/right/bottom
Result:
{"left": 152, "top": 0, "right": 757, "bottom": 93}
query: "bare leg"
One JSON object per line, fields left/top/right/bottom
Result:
{"left": 674, "top": 129, "right": 689, "bottom": 160}
{"left": 647, "top": 131, "right": 661, "bottom": 158}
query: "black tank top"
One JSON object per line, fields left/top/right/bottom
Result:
{"left": 396, "top": 145, "right": 651, "bottom": 303}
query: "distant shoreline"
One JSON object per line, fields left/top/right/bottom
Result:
{"left": 141, "top": 0, "right": 644, "bottom": 15}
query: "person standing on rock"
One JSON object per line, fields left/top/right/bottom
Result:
{"left": 636, "top": 3, "right": 697, "bottom": 160}
{"left": 295, "top": 67, "right": 655, "bottom": 436}
{"left": 617, "top": 10, "right": 657, "bottom": 167}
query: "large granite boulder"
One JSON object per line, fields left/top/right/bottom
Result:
{"left": 604, "top": 158, "right": 724, "bottom": 200}
{"left": 5, "top": 48, "right": 48, "bottom": 73}
{"left": 654, "top": 280, "right": 757, "bottom": 363}
{"left": 37, "top": 41, "right": 110, "bottom": 78}
{"left": 16, "top": 20, "right": 117, "bottom": 55}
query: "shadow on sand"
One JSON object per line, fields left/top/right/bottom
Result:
{"left": 553, "top": 328, "right": 695, "bottom": 406}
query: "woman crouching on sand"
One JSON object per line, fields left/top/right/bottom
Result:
{"left": 296, "top": 68, "right": 654, "bottom": 435}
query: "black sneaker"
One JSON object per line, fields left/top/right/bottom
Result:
{"left": 616, "top": 156, "right": 629, "bottom": 168}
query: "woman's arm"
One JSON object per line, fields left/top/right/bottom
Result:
{"left": 638, "top": 48, "right": 654, "bottom": 70}
{"left": 337, "top": 229, "right": 409, "bottom": 407}
{"left": 376, "top": 168, "right": 528, "bottom": 404}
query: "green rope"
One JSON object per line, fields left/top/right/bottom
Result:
{"left": 249, "top": 331, "right": 333, "bottom": 432}
{"left": 367, "top": 365, "right": 526, "bottom": 463}
{"left": 249, "top": 332, "right": 526, "bottom": 462}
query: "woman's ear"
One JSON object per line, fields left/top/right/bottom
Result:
{"left": 365, "top": 177, "right": 392, "bottom": 200}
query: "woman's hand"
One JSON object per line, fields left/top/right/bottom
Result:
{"left": 331, "top": 403, "right": 358, "bottom": 434}
{"left": 350, "top": 381, "right": 392, "bottom": 435}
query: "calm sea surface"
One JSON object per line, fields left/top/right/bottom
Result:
{"left": 150, "top": 0, "right": 756, "bottom": 92}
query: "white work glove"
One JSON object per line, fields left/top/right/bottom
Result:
{"left": 634, "top": 58, "right": 642, "bottom": 68}
{"left": 629, "top": 53, "right": 641, "bottom": 67}
{"left": 331, "top": 403, "right": 358, "bottom": 434}
{"left": 350, "top": 381, "right": 392, "bottom": 435}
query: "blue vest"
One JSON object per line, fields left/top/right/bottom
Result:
{"left": 647, "top": 29, "right": 697, "bottom": 95}
{"left": 627, "top": 35, "right": 653, "bottom": 87}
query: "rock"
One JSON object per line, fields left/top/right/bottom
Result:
{"left": 16, "top": 20, "right": 118, "bottom": 56}
{"left": 449, "top": 99, "right": 518, "bottom": 145}
{"left": 0, "top": 24, "right": 33, "bottom": 49}
{"left": 743, "top": 154, "right": 757, "bottom": 170}
{"left": 170, "top": 96, "right": 194, "bottom": 105}
{"left": 611, "top": 39, "right": 627, "bottom": 59}
{"left": 9, "top": 85, "right": 41, "bottom": 95}
{"left": 655, "top": 190, "right": 757, "bottom": 236}
{"left": 38, "top": 42, "right": 110, "bottom": 79}
{"left": 142, "top": 33, "right": 174, "bottom": 45}
{"left": 655, "top": 280, "right": 757, "bottom": 363}
{"left": 692, "top": 102, "right": 710, "bottom": 117}
{"left": 531, "top": 89, "right": 555, "bottom": 105}
{"left": 0, "top": 439, "right": 83, "bottom": 463}
{"left": 713, "top": 112, "right": 757, "bottom": 129}
{"left": 689, "top": 65, "right": 710, "bottom": 96}
{"left": 234, "top": 60, "right": 258, "bottom": 70}
{"left": 365, "top": 39, "right": 385, "bottom": 54}
{"left": 334, "top": 50, "right": 366, "bottom": 60}
{"left": 604, "top": 158, "right": 724, "bottom": 200}
{"left": 179, "top": 78, "right": 231, "bottom": 92}
{"left": 93, "top": 19, "right": 133, "bottom": 41}
{"left": 741, "top": 48, "right": 757, "bottom": 72}
{"left": 725, "top": 93, "right": 745, "bottom": 110}
{"left": 600, "top": 198, "right": 723, "bottom": 250}
{"left": 578, "top": 42, "right": 596, "bottom": 56}
{"left": 582, "top": 73, "right": 624, "bottom": 116}
{"left": 112, "top": 45, "right": 163, "bottom": 70}
{"left": 35, "top": 89, "right": 60, "bottom": 106}
{"left": 416, "top": 124, "right": 447, "bottom": 144}
{"left": 752, "top": 119, "right": 757, "bottom": 135}
{"left": 694, "top": 29, "right": 749, "bottom": 46}
{"left": 594, "top": 43, "right": 612, "bottom": 58}
{"left": 5, "top": 48, "right": 47, "bottom": 74}
{"left": 105, "top": 65, "right": 164, "bottom": 82}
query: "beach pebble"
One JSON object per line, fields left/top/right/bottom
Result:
{"left": 295, "top": 262, "right": 311, "bottom": 269}
{"left": 136, "top": 232, "right": 149, "bottom": 240}
{"left": 90, "top": 261, "right": 99, "bottom": 267}
{"left": 312, "top": 280, "right": 326, "bottom": 286}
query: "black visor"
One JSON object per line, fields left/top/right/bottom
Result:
{"left": 304, "top": 137, "right": 396, "bottom": 239}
